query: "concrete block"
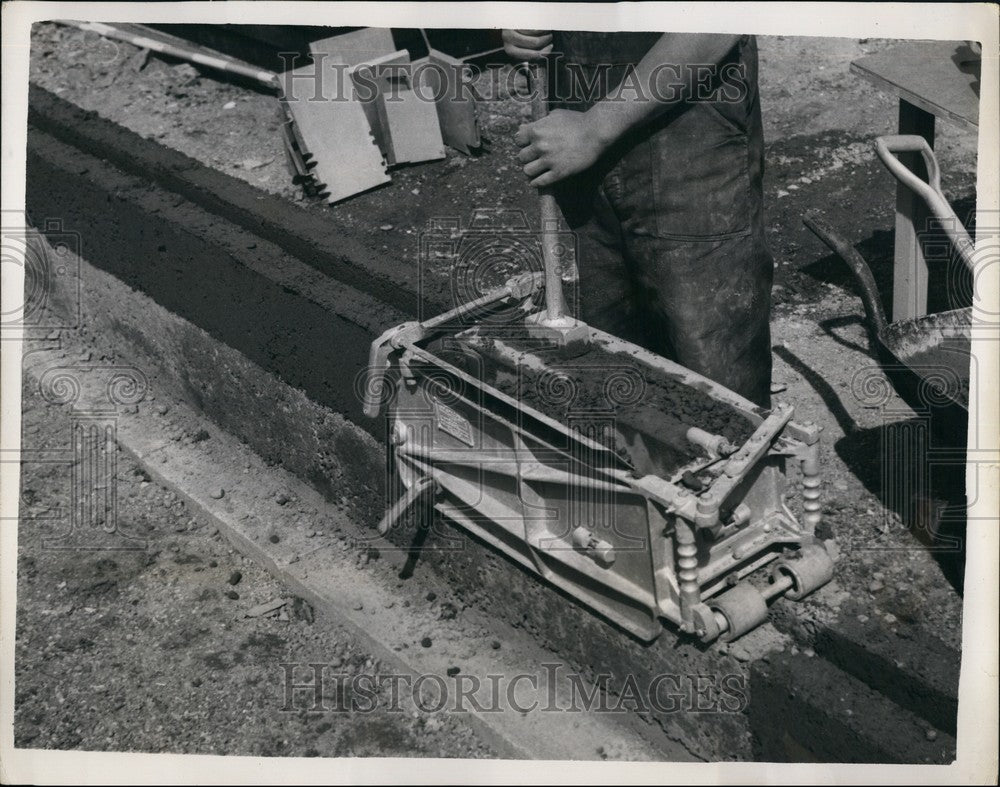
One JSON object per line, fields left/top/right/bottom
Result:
{"left": 308, "top": 28, "right": 396, "bottom": 69}
{"left": 347, "top": 50, "right": 412, "bottom": 161}
{"left": 346, "top": 50, "right": 446, "bottom": 166}
{"left": 282, "top": 55, "right": 390, "bottom": 203}
{"left": 421, "top": 48, "right": 481, "bottom": 154}
{"left": 379, "top": 83, "right": 445, "bottom": 165}
{"left": 308, "top": 38, "right": 445, "bottom": 168}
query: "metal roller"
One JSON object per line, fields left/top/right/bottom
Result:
{"left": 708, "top": 583, "right": 769, "bottom": 642}
{"left": 772, "top": 544, "right": 835, "bottom": 601}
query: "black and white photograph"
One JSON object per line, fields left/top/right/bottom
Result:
{"left": 1, "top": 2, "right": 997, "bottom": 783}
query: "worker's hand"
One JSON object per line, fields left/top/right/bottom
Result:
{"left": 502, "top": 29, "right": 553, "bottom": 60}
{"left": 515, "top": 109, "right": 609, "bottom": 188}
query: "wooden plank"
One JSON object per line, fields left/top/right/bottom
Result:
{"left": 850, "top": 41, "right": 980, "bottom": 132}
{"left": 891, "top": 100, "right": 936, "bottom": 321}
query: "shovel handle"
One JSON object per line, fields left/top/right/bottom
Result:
{"left": 530, "top": 61, "right": 549, "bottom": 122}
{"left": 874, "top": 135, "right": 975, "bottom": 271}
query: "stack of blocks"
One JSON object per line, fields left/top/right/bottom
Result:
{"left": 279, "top": 28, "right": 482, "bottom": 203}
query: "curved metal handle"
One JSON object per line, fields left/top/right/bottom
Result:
{"left": 875, "top": 135, "right": 943, "bottom": 200}
{"left": 874, "top": 135, "right": 975, "bottom": 271}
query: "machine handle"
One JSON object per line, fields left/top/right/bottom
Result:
{"left": 61, "top": 21, "right": 280, "bottom": 88}
{"left": 528, "top": 61, "right": 570, "bottom": 323}
{"left": 362, "top": 274, "right": 544, "bottom": 417}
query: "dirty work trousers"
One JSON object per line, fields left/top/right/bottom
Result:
{"left": 550, "top": 34, "right": 774, "bottom": 407}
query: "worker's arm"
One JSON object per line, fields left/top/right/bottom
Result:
{"left": 515, "top": 33, "right": 743, "bottom": 188}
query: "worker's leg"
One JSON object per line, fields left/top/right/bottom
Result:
{"left": 554, "top": 172, "right": 648, "bottom": 347}
{"left": 600, "top": 104, "right": 775, "bottom": 407}
{"left": 564, "top": 172, "right": 773, "bottom": 406}
{"left": 551, "top": 36, "right": 774, "bottom": 405}
{"left": 630, "top": 232, "right": 773, "bottom": 407}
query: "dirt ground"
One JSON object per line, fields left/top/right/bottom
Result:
{"left": 18, "top": 22, "right": 978, "bottom": 754}
{"left": 15, "top": 376, "right": 493, "bottom": 758}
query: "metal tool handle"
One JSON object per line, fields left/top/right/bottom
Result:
{"left": 529, "top": 61, "right": 569, "bottom": 323}
{"left": 874, "top": 135, "right": 975, "bottom": 271}
{"left": 60, "top": 21, "right": 281, "bottom": 89}
{"left": 362, "top": 273, "right": 544, "bottom": 417}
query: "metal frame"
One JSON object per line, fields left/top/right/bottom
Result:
{"left": 366, "top": 276, "right": 834, "bottom": 643}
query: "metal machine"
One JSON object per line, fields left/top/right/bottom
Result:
{"left": 364, "top": 271, "right": 834, "bottom": 644}
{"left": 364, "top": 60, "right": 831, "bottom": 645}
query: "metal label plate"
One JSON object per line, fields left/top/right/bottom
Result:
{"left": 434, "top": 399, "right": 474, "bottom": 446}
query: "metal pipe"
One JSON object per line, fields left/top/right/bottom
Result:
{"left": 377, "top": 474, "right": 436, "bottom": 535}
{"left": 59, "top": 20, "right": 281, "bottom": 89}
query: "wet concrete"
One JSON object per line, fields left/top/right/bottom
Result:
{"left": 456, "top": 333, "right": 758, "bottom": 477}
{"left": 28, "top": 130, "right": 390, "bottom": 526}
{"left": 27, "top": 85, "right": 448, "bottom": 319}
{"left": 750, "top": 647, "right": 956, "bottom": 763}
{"left": 813, "top": 603, "right": 960, "bottom": 737}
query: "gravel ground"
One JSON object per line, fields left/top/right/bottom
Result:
{"left": 14, "top": 376, "right": 494, "bottom": 758}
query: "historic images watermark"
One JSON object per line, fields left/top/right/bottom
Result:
{"left": 278, "top": 53, "right": 749, "bottom": 107}
{"left": 1, "top": 212, "right": 81, "bottom": 334}
{"left": 280, "top": 662, "right": 748, "bottom": 715}
{"left": 14, "top": 364, "right": 151, "bottom": 551}
{"left": 3, "top": 213, "right": 148, "bottom": 550}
